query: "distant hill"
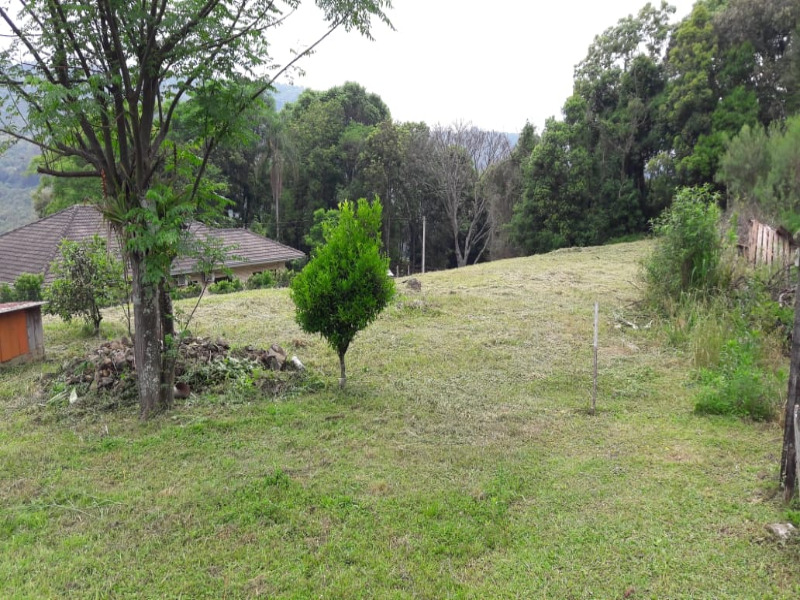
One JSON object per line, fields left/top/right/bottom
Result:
{"left": 271, "top": 83, "right": 304, "bottom": 110}
{"left": 0, "top": 141, "right": 38, "bottom": 235}
{"left": 0, "top": 83, "right": 306, "bottom": 236}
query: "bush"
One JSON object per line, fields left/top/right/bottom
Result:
{"left": 13, "top": 272, "right": 44, "bottom": 301}
{"left": 246, "top": 271, "right": 275, "bottom": 290}
{"left": 274, "top": 269, "right": 295, "bottom": 288}
{"left": 45, "top": 237, "right": 124, "bottom": 334}
{"left": 0, "top": 282, "right": 15, "bottom": 302}
{"left": 643, "top": 185, "right": 727, "bottom": 309}
{"left": 170, "top": 283, "right": 202, "bottom": 300}
{"left": 208, "top": 278, "right": 243, "bottom": 294}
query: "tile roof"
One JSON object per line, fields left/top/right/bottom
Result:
{"left": 0, "top": 204, "right": 120, "bottom": 285}
{"left": 0, "top": 205, "right": 304, "bottom": 284}
{"left": 171, "top": 222, "right": 305, "bottom": 275}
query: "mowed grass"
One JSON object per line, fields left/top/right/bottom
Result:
{"left": 1, "top": 240, "right": 798, "bottom": 598}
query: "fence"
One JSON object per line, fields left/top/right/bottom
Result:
{"left": 743, "top": 219, "right": 796, "bottom": 268}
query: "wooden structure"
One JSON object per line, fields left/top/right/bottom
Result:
{"left": 743, "top": 219, "right": 796, "bottom": 268}
{"left": 0, "top": 301, "right": 46, "bottom": 365}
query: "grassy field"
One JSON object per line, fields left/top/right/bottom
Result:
{"left": 1, "top": 240, "right": 799, "bottom": 598}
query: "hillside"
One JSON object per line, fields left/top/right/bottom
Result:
{"left": 1, "top": 241, "right": 798, "bottom": 597}
{"left": 0, "top": 141, "right": 38, "bottom": 234}
{"left": 0, "top": 83, "right": 302, "bottom": 235}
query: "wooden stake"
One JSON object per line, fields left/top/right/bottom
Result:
{"left": 592, "top": 302, "right": 598, "bottom": 415}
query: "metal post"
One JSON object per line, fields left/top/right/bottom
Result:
{"left": 592, "top": 302, "right": 598, "bottom": 415}
{"left": 422, "top": 215, "right": 426, "bottom": 274}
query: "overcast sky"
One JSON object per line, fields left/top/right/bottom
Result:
{"left": 270, "top": 0, "right": 698, "bottom": 133}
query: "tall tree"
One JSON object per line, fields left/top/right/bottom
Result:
{"left": 429, "top": 122, "right": 511, "bottom": 268}
{"left": 0, "top": 0, "right": 390, "bottom": 418}
{"left": 282, "top": 82, "right": 391, "bottom": 250}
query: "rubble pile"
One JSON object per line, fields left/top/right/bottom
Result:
{"left": 61, "top": 336, "right": 304, "bottom": 398}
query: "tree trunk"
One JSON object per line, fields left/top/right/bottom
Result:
{"left": 338, "top": 350, "right": 346, "bottom": 389}
{"left": 131, "top": 254, "right": 163, "bottom": 419}
{"left": 780, "top": 273, "right": 800, "bottom": 500}
{"left": 159, "top": 283, "right": 176, "bottom": 410}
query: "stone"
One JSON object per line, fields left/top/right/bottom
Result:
{"left": 766, "top": 523, "right": 796, "bottom": 541}
{"left": 405, "top": 278, "right": 422, "bottom": 292}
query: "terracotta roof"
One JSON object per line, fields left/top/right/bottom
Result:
{"left": 0, "top": 301, "right": 47, "bottom": 315}
{"left": 0, "top": 205, "right": 304, "bottom": 284}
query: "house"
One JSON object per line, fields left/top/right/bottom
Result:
{"left": 0, "top": 205, "right": 305, "bottom": 286}
{"left": 0, "top": 301, "right": 46, "bottom": 365}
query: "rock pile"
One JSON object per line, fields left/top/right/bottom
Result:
{"left": 63, "top": 337, "right": 136, "bottom": 394}
{"left": 61, "top": 336, "right": 304, "bottom": 397}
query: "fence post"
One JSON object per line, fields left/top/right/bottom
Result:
{"left": 592, "top": 302, "right": 598, "bottom": 415}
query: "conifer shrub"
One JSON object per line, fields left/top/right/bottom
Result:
{"left": 290, "top": 198, "right": 395, "bottom": 388}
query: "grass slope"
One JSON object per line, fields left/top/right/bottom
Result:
{"left": 1, "top": 241, "right": 798, "bottom": 598}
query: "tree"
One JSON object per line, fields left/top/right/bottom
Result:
{"left": 0, "top": 0, "right": 390, "bottom": 418}
{"left": 511, "top": 102, "right": 595, "bottom": 254}
{"left": 46, "top": 236, "right": 125, "bottom": 335}
{"left": 429, "top": 122, "right": 511, "bottom": 267}
{"left": 290, "top": 198, "right": 394, "bottom": 388}
{"left": 282, "top": 83, "right": 391, "bottom": 250}
{"left": 31, "top": 156, "right": 102, "bottom": 217}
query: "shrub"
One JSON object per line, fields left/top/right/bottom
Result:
{"left": 170, "top": 283, "right": 202, "bottom": 300}
{"left": 13, "top": 272, "right": 44, "bottom": 301}
{"left": 208, "top": 278, "right": 243, "bottom": 294}
{"left": 643, "top": 185, "right": 727, "bottom": 309}
{"left": 45, "top": 237, "right": 125, "bottom": 334}
{"left": 290, "top": 197, "right": 395, "bottom": 388}
{"left": 246, "top": 271, "right": 275, "bottom": 290}
{"left": 274, "top": 269, "right": 295, "bottom": 288}
{"left": 0, "top": 282, "right": 15, "bottom": 302}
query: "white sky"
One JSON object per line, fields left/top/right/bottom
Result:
{"left": 270, "top": 0, "right": 698, "bottom": 133}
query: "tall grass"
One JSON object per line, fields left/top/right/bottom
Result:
{"left": 643, "top": 187, "right": 789, "bottom": 420}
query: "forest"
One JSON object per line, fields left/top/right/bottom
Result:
{"left": 20, "top": 0, "right": 800, "bottom": 273}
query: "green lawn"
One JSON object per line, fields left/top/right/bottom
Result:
{"left": 2, "top": 241, "right": 798, "bottom": 598}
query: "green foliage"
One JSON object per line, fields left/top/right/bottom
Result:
{"left": 180, "top": 356, "right": 261, "bottom": 391}
{"left": 718, "top": 116, "right": 800, "bottom": 221}
{"left": 30, "top": 156, "right": 102, "bottom": 218}
{"left": 643, "top": 186, "right": 726, "bottom": 306}
{"left": 13, "top": 273, "right": 44, "bottom": 302}
{"left": 0, "top": 282, "right": 15, "bottom": 302}
{"left": 693, "top": 335, "right": 783, "bottom": 421}
{"left": 304, "top": 207, "right": 340, "bottom": 252}
{"left": 246, "top": 271, "right": 276, "bottom": 289}
{"left": 290, "top": 197, "right": 394, "bottom": 385}
{"left": 273, "top": 270, "right": 296, "bottom": 288}
{"left": 45, "top": 237, "right": 125, "bottom": 334}
{"left": 170, "top": 283, "right": 202, "bottom": 300}
{"left": 208, "top": 279, "right": 243, "bottom": 295}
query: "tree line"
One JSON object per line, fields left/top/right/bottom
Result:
{"left": 32, "top": 1, "right": 799, "bottom": 270}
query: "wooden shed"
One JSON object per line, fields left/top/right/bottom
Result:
{"left": 0, "top": 301, "right": 46, "bottom": 365}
